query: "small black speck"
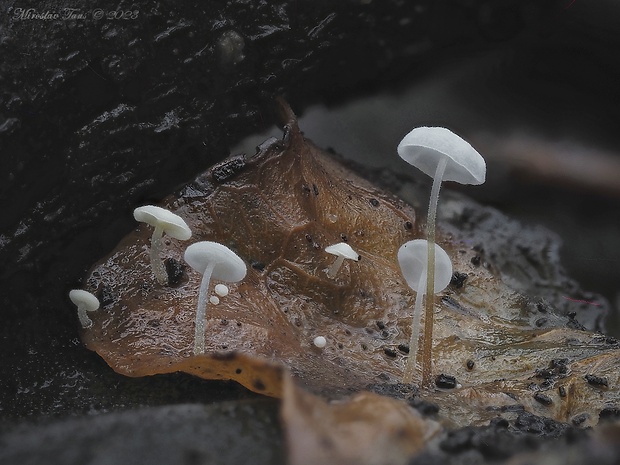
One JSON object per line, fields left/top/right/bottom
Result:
{"left": 253, "top": 379, "right": 266, "bottom": 391}
{"left": 466, "top": 360, "right": 475, "bottom": 370}
{"left": 220, "top": 319, "right": 228, "bottom": 326}
{"left": 404, "top": 221, "right": 413, "bottom": 230}
{"left": 312, "top": 242, "right": 321, "bottom": 250}
{"left": 340, "top": 233, "right": 348, "bottom": 242}
{"left": 251, "top": 262, "right": 265, "bottom": 271}
{"left": 558, "top": 386, "right": 567, "bottom": 397}
{"left": 384, "top": 347, "right": 397, "bottom": 358}
{"left": 361, "top": 343, "right": 368, "bottom": 350}
{"left": 165, "top": 258, "right": 185, "bottom": 286}
{"left": 585, "top": 374, "right": 608, "bottom": 387}
{"left": 337, "top": 343, "right": 343, "bottom": 349}
{"left": 345, "top": 329, "right": 352, "bottom": 336}
{"left": 536, "top": 301, "right": 549, "bottom": 313}
{"left": 535, "top": 318, "right": 548, "bottom": 327}
{"left": 236, "top": 321, "right": 242, "bottom": 327}
{"left": 305, "top": 234, "right": 313, "bottom": 242}
{"left": 398, "top": 344, "right": 410, "bottom": 354}
{"left": 471, "top": 255, "right": 481, "bottom": 267}
{"left": 572, "top": 413, "right": 589, "bottom": 426}
{"left": 533, "top": 393, "right": 553, "bottom": 406}
{"left": 376, "top": 321, "right": 385, "bottom": 330}
{"left": 312, "top": 184, "right": 319, "bottom": 196}
{"left": 450, "top": 272, "right": 468, "bottom": 289}
{"left": 381, "top": 330, "right": 389, "bottom": 338}
{"left": 369, "top": 198, "right": 379, "bottom": 207}
{"left": 435, "top": 374, "right": 457, "bottom": 389}
{"left": 235, "top": 368, "right": 242, "bottom": 374}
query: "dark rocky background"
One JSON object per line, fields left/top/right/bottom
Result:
{"left": 1, "top": 0, "right": 619, "bottom": 463}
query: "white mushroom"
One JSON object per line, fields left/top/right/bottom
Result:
{"left": 133, "top": 205, "right": 192, "bottom": 285}
{"left": 398, "top": 127, "right": 485, "bottom": 385}
{"left": 397, "top": 240, "right": 452, "bottom": 384}
{"left": 324, "top": 243, "right": 360, "bottom": 278}
{"left": 214, "top": 284, "right": 229, "bottom": 297}
{"left": 313, "top": 336, "right": 327, "bottom": 348}
{"left": 69, "top": 289, "right": 100, "bottom": 329}
{"left": 184, "top": 241, "right": 247, "bottom": 355}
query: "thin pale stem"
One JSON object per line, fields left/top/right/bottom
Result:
{"left": 149, "top": 225, "right": 167, "bottom": 285}
{"left": 402, "top": 272, "right": 427, "bottom": 384}
{"left": 327, "top": 255, "right": 345, "bottom": 278}
{"left": 194, "top": 262, "right": 215, "bottom": 355}
{"left": 77, "top": 307, "right": 92, "bottom": 328}
{"left": 422, "top": 156, "right": 447, "bottom": 386}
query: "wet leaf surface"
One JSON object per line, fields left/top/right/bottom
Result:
{"left": 81, "top": 109, "right": 620, "bottom": 433}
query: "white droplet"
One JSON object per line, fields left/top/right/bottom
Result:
{"left": 209, "top": 296, "right": 220, "bottom": 305}
{"left": 313, "top": 336, "right": 327, "bottom": 348}
{"left": 214, "top": 284, "right": 229, "bottom": 297}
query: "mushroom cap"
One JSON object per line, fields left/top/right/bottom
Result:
{"left": 397, "top": 127, "right": 486, "bottom": 185}
{"left": 69, "top": 289, "right": 100, "bottom": 312}
{"left": 324, "top": 242, "right": 360, "bottom": 261}
{"left": 184, "top": 241, "right": 247, "bottom": 282}
{"left": 397, "top": 239, "right": 453, "bottom": 294}
{"left": 133, "top": 205, "right": 192, "bottom": 240}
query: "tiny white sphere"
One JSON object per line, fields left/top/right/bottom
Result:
{"left": 209, "top": 296, "right": 220, "bottom": 305}
{"left": 214, "top": 284, "right": 229, "bottom": 297}
{"left": 313, "top": 336, "right": 327, "bottom": 348}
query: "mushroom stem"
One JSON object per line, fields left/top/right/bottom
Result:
{"left": 77, "top": 306, "right": 93, "bottom": 329}
{"left": 194, "top": 261, "right": 215, "bottom": 355}
{"left": 149, "top": 224, "right": 167, "bottom": 285}
{"left": 403, "top": 271, "right": 427, "bottom": 384}
{"left": 327, "top": 255, "right": 346, "bottom": 278}
{"left": 422, "top": 155, "right": 447, "bottom": 386}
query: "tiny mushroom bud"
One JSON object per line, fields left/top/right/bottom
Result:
{"left": 398, "top": 239, "right": 452, "bottom": 385}
{"left": 398, "top": 127, "right": 485, "bottom": 385}
{"left": 184, "top": 241, "right": 247, "bottom": 355}
{"left": 69, "top": 289, "right": 100, "bottom": 329}
{"left": 313, "top": 336, "right": 327, "bottom": 348}
{"left": 214, "top": 283, "right": 229, "bottom": 297}
{"left": 325, "top": 242, "right": 360, "bottom": 278}
{"left": 134, "top": 205, "right": 192, "bottom": 286}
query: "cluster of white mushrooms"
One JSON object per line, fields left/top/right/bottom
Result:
{"left": 69, "top": 126, "right": 485, "bottom": 387}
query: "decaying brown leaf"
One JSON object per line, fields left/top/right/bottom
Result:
{"left": 81, "top": 103, "right": 620, "bottom": 429}
{"left": 282, "top": 374, "right": 440, "bottom": 465}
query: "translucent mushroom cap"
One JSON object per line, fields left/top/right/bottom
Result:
{"left": 397, "top": 239, "right": 453, "bottom": 294}
{"left": 133, "top": 205, "right": 192, "bottom": 240}
{"left": 397, "top": 127, "right": 486, "bottom": 185}
{"left": 324, "top": 242, "right": 360, "bottom": 261}
{"left": 69, "top": 289, "right": 100, "bottom": 311}
{"left": 184, "top": 241, "right": 247, "bottom": 282}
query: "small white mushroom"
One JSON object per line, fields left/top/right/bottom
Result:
{"left": 133, "top": 205, "right": 192, "bottom": 286}
{"left": 69, "top": 289, "right": 100, "bottom": 329}
{"left": 214, "top": 283, "right": 229, "bottom": 297}
{"left": 313, "top": 336, "right": 327, "bottom": 348}
{"left": 397, "top": 239, "right": 452, "bottom": 384}
{"left": 184, "top": 241, "right": 247, "bottom": 355}
{"left": 209, "top": 295, "right": 220, "bottom": 305}
{"left": 324, "top": 243, "right": 360, "bottom": 278}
